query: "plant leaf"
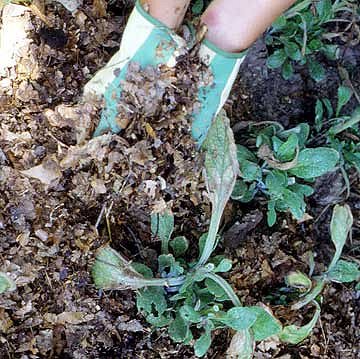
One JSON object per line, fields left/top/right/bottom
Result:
{"left": 194, "top": 330, "right": 213, "bottom": 357}
{"left": 217, "top": 307, "right": 258, "bottom": 331}
{"left": 289, "top": 148, "right": 339, "bottom": 179}
{"left": 329, "top": 107, "right": 360, "bottom": 136}
{"left": 249, "top": 306, "right": 282, "bottom": 341}
{"left": 179, "top": 305, "right": 202, "bottom": 323}
{"left": 336, "top": 86, "right": 353, "bottom": 116}
{"left": 92, "top": 246, "right": 169, "bottom": 289}
{"left": 169, "top": 236, "right": 189, "bottom": 257}
{"left": 169, "top": 312, "right": 190, "bottom": 342}
{"left": 226, "top": 329, "right": 254, "bottom": 359}
{"left": 285, "top": 271, "right": 312, "bottom": 292}
{"left": 327, "top": 260, "right": 360, "bottom": 283}
{"left": 267, "top": 49, "right": 287, "bottom": 69}
{"left": 308, "top": 58, "right": 325, "bottom": 82}
{"left": 198, "top": 110, "right": 239, "bottom": 266}
{"left": 0, "top": 272, "right": 16, "bottom": 294}
{"left": 291, "top": 280, "right": 325, "bottom": 310}
{"left": 214, "top": 258, "right": 232, "bottom": 273}
{"left": 277, "top": 133, "right": 299, "bottom": 162}
{"left": 315, "top": 99, "right": 324, "bottom": 132}
{"left": 328, "top": 204, "right": 353, "bottom": 272}
{"left": 151, "top": 211, "right": 174, "bottom": 254}
{"left": 280, "top": 301, "right": 320, "bottom": 344}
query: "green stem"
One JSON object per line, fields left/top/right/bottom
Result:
{"left": 196, "top": 207, "right": 223, "bottom": 268}
{"left": 204, "top": 272, "right": 242, "bottom": 307}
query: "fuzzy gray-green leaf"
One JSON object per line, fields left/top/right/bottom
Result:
{"left": 327, "top": 260, "right": 360, "bottom": 283}
{"left": 328, "top": 204, "right": 353, "bottom": 272}
{"left": 289, "top": 148, "right": 339, "bottom": 179}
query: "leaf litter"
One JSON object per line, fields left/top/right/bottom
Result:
{"left": 0, "top": 1, "right": 359, "bottom": 358}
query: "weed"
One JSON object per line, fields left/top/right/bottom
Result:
{"left": 92, "top": 113, "right": 283, "bottom": 357}
{"left": 266, "top": 0, "right": 359, "bottom": 81}
{"left": 232, "top": 122, "right": 339, "bottom": 226}
{"left": 280, "top": 204, "right": 359, "bottom": 344}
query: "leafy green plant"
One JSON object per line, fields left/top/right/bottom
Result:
{"left": 266, "top": 0, "right": 358, "bottom": 81}
{"left": 314, "top": 85, "right": 360, "bottom": 196}
{"left": 279, "top": 204, "right": 359, "bottom": 344}
{"left": 232, "top": 122, "right": 339, "bottom": 226}
{"left": 92, "top": 112, "right": 283, "bottom": 358}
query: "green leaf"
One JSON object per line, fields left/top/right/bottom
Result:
{"left": 92, "top": 246, "right": 168, "bottom": 289}
{"left": 194, "top": 330, "right": 212, "bottom": 357}
{"left": 285, "top": 271, "right": 312, "bottom": 292}
{"left": 179, "top": 305, "right": 202, "bottom": 323}
{"left": 240, "top": 160, "right": 262, "bottom": 182}
{"left": 198, "top": 111, "right": 239, "bottom": 266}
{"left": 169, "top": 313, "right": 190, "bottom": 342}
{"left": 214, "top": 258, "right": 232, "bottom": 273}
{"left": 289, "top": 183, "right": 314, "bottom": 197}
{"left": 282, "top": 61, "right": 294, "bottom": 80}
{"left": 136, "top": 287, "right": 169, "bottom": 326}
{"left": 282, "top": 188, "right": 305, "bottom": 219}
{"left": 315, "top": 99, "right": 324, "bottom": 132}
{"left": 267, "top": 200, "right": 277, "bottom": 227}
{"left": 284, "top": 42, "right": 302, "bottom": 61}
{"left": 292, "top": 280, "right": 325, "bottom": 310}
{"left": 328, "top": 204, "right": 353, "bottom": 272}
{"left": 277, "top": 133, "right": 299, "bottom": 162}
{"left": 226, "top": 330, "right": 254, "bottom": 359}
{"left": 192, "top": 0, "right": 204, "bottom": 14}
{"left": 279, "top": 123, "right": 310, "bottom": 148}
{"left": 336, "top": 86, "right": 353, "bottom": 116}
{"left": 280, "top": 302, "right": 320, "bottom": 344}
{"left": 231, "top": 180, "right": 257, "bottom": 203}
{"left": 289, "top": 148, "right": 339, "bottom": 179}
{"left": 322, "top": 98, "right": 334, "bottom": 118}
{"left": 237, "top": 145, "right": 257, "bottom": 162}
{"left": 266, "top": 170, "right": 287, "bottom": 197}
{"left": 205, "top": 278, "right": 229, "bottom": 301}
{"left": 329, "top": 107, "right": 360, "bottom": 135}
{"left": 316, "top": 0, "right": 333, "bottom": 22}
{"left": 267, "top": 49, "right": 287, "bottom": 69}
{"left": 249, "top": 307, "right": 282, "bottom": 341}
{"left": 217, "top": 307, "right": 258, "bottom": 331}
{"left": 0, "top": 272, "right": 16, "bottom": 294}
{"left": 321, "top": 44, "right": 339, "bottom": 61}
{"left": 158, "top": 254, "right": 184, "bottom": 277}
{"left": 308, "top": 58, "right": 325, "bottom": 82}
{"left": 151, "top": 211, "right": 174, "bottom": 254}
{"left": 327, "top": 260, "right": 360, "bottom": 283}
{"left": 169, "top": 236, "right": 189, "bottom": 257}
{"left": 272, "top": 15, "right": 287, "bottom": 30}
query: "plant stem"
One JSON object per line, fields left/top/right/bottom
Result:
{"left": 204, "top": 272, "right": 242, "bottom": 307}
{"left": 196, "top": 207, "right": 223, "bottom": 268}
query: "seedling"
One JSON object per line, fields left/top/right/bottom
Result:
{"left": 314, "top": 85, "right": 360, "bottom": 196}
{"left": 0, "top": 272, "right": 16, "bottom": 294}
{"left": 92, "top": 112, "right": 282, "bottom": 357}
{"left": 266, "top": 0, "right": 358, "bottom": 81}
{"left": 279, "top": 204, "right": 359, "bottom": 344}
{"left": 232, "top": 122, "right": 339, "bottom": 226}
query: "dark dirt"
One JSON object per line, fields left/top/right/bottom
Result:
{"left": 0, "top": 1, "right": 359, "bottom": 359}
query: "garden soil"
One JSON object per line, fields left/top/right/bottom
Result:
{"left": 0, "top": 1, "right": 359, "bottom": 358}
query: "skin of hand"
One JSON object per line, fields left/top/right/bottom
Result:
{"left": 202, "top": 0, "right": 297, "bottom": 52}
{"left": 145, "top": 0, "right": 297, "bottom": 52}
{"left": 142, "top": 0, "right": 191, "bottom": 29}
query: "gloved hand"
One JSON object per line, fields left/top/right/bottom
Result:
{"left": 84, "top": 0, "right": 247, "bottom": 145}
{"left": 84, "top": 0, "right": 186, "bottom": 136}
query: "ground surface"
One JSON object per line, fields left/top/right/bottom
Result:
{"left": 0, "top": 1, "right": 359, "bottom": 358}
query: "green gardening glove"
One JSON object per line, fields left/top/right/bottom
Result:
{"left": 84, "top": 0, "right": 186, "bottom": 136}
{"left": 192, "top": 40, "right": 247, "bottom": 146}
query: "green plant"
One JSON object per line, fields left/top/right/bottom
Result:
{"left": 314, "top": 85, "right": 360, "bottom": 196}
{"left": 92, "top": 112, "right": 283, "bottom": 358}
{"left": 266, "top": 0, "right": 358, "bottom": 81}
{"left": 279, "top": 204, "right": 359, "bottom": 344}
{"left": 232, "top": 122, "right": 339, "bottom": 226}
